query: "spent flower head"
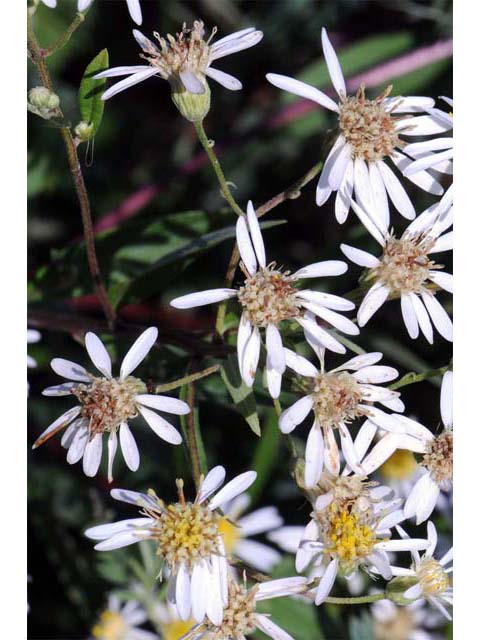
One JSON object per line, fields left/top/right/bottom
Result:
{"left": 33, "top": 327, "right": 189, "bottom": 482}
{"left": 171, "top": 201, "right": 356, "bottom": 398}
{"left": 267, "top": 28, "right": 451, "bottom": 227}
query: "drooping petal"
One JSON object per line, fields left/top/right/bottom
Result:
{"left": 266, "top": 74, "right": 339, "bottom": 112}
{"left": 179, "top": 70, "right": 205, "bottom": 95}
{"left": 175, "top": 563, "right": 192, "bottom": 620}
{"left": 350, "top": 199, "right": 387, "bottom": 246}
{"left": 315, "top": 558, "right": 338, "bottom": 605}
{"left": 120, "top": 327, "right": 158, "bottom": 380}
{"left": 335, "top": 160, "right": 354, "bottom": 223}
{"left": 401, "top": 293, "right": 419, "bottom": 339}
{"left": 255, "top": 614, "right": 294, "bottom": 640}
{"left": 377, "top": 160, "right": 416, "bottom": 220}
{"left": 83, "top": 433, "right": 103, "bottom": 477}
{"left": 297, "top": 316, "right": 346, "bottom": 354}
{"left": 138, "top": 406, "right": 182, "bottom": 444}
{"left": 119, "top": 422, "right": 140, "bottom": 471}
{"left": 205, "top": 66, "right": 242, "bottom": 90}
{"left": 305, "top": 423, "right": 324, "bottom": 488}
{"left": 241, "top": 326, "right": 261, "bottom": 387}
{"left": 32, "top": 406, "right": 82, "bottom": 449}
{"left": 266, "top": 324, "right": 286, "bottom": 373}
{"left": 107, "top": 430, "right": 118, "bottom": 483}
{"left": 404, "top": 472, "right": 440, "bottom": 524}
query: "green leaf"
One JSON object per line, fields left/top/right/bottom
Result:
{"left": 78, "top": 49, "right": 109, "bottom": 137}
{"left": 220, "top": 355, "right": 261, "bottom": 437}
{"left": 249, "top": 408, "right": 281, "bottom": 503}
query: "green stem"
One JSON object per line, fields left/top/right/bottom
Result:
{"left": 27, "top": 11, "right": 116, "bottom": 330}
{"left": 155, "top": 365, "right": 220, "bottom": 393}
{"left": 389, "top": 363, "right": 452, "bottom": 390}
{"left": 325, "top": 592, "right": 387, "bottom": 605}
{"left": 44, "top": 12, "right": 87, "bottom": 57}
{"left": 194, "top": 121, "right": 244, "bottom": 217}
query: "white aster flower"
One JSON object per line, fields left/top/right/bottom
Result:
{"left": 341, "top": 197, "right": 453, "bottom": 343}
{"left": 95, "top": 22, "right": 263, "bottom": 104}
{"left": 171, "top": 201, "right": 355, "bottom": 398}
{"left": 390, "top": 522, "right": 452, "bottom": 621}
{"left": 27, "top": 329, "right": 41, "bottom": 369}
{"left": 266, "top": 28, "right": 451, "bottom": 226}
{"left": 183, "top": 575, "right": 308, "bottom": 640}
{"left": 78, "top": 1, "right": 143, "bottom": 25}
{"left": 85, "top": 466, "right": 257, "bottom": 627}
{"left": 400, "top": 372, "right": 453, "bottom": 524}
{"left": 371, "top": 596, "right": 445, "bottom": 640}
{"left": 217, "top": 492, "right": 285, "bottom": 573}
{"left": 90, "top": 595, "right": 157, "bottom": 640}
{"left": 403, "top": 98, "right": 453, "bottom": 177}
{"left": 33, "top": 327, "right": 189, "bottom": 482}
{"left": 295, "top": 477, "right": 428, "bottom": 605}
{"left": 279, "top": 349, "right": 409, "bottom": 484}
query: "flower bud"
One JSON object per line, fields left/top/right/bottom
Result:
{"left": 386, "top": 576, "right": 418, "bottom": 605}
{"left": 28, "top": 86, "right": 60, "bottom": 119}
{"left": 74, "top": 121, "right": 94, "bottom": 142}
{"left": 171, "top": 81, "right": 211, "bottom": 123}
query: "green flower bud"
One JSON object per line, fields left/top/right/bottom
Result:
{"left": 386, "top": 576, "right": 419, "bottom": 605}
{"left": 28, "top": 86, "right": 60, "bottom": 110}
{"left": 171, "top": 81, "right": 211, "bottom": 123}
{"left": 74, "top": 121, "right": 94, "bottom": 142}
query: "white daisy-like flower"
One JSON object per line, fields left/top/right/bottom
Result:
{"left": 171, "top": 201, "right": 356, "bottom": 398}
{"left": 94, "top": 22, "right": 263, "bottom": 102}
{"left": 278, "top": 349, "right": 408, "bottom": 485}
{"left": 78, "top": 1, "right": 143, "bottom": 25}
{"left": 183, "top": 575, "right": 308, "bottom": 640}
{"left": 266, "top": 28, "right": 451, "bottom": 227}
{"left": 399, "top": 371, "right": 453, "bottom": 524}
{"left": 217, "top": 492, "right": 285, "bottom": 573}
{"left": 27, "top": 329, "right": 41, "bottom": 369}
{"left": 341, "top": 197, "right": 453, "bottom": 343}
{"left": 90, "top": 595, "right": 157, "bottom": 640}
{"left": 295, "top": 476, "right": 428, "bottom": 605}
{"left": 371, "top": 595, "right": 445, "bottom": 640}
{"left": 32, "top": 327, "right": 189, "bottom": 482}
{"left": 390, "top": 522, "right": 452, "bottom": 621}
{"left": 403, "top": 98, "right": 453, "bottom": 178}
{"left": 85, "top": 466, "right": 257, "bottom": 627}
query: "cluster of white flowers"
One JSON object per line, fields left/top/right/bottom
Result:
{"left": 29, "top": 12, "right": 452, "bottom": 640}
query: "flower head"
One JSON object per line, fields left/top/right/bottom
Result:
{"left": 95, "top": 23, "right": 262, "bottom": 120}
{"left": 401, "top": 371, "right": 453, "bottom": 524}
{"left": 341, "top": 197, "right": 453, "bottom": 343}
{"left": 279, "top": 349, "right": 408, "bottom": 485}
{"left": 171, "top": 201, "right": 355, "bottom": 397}
{"left": 184, "top": 575, "right": 307, "bottom": 640}
{"left": 296, "top": 480, "right": 428, "bottom": 605}
{"left": 90, "top": 595, "right": 157, "bottom": 640}
{"left": 266, "top": 28, "right": 451, "bottom": 227}
{"left": 33, "top": 327, "right": 189, "bottom": 482}
{"left": 85, "top": 466, "right": 257, "bottom": 626}
{"left": 390, "top": 522, "right": 452, "bottom": 620}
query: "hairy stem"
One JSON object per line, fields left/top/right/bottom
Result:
{"left": 45, "top": 12, "right": 87, "bottom": 57}
{"left": 194, "top": 121, "right": 244, "bottom": 217}
{"left": 155, "top": 365, "right": 220, "bottom": 393}
{"left": 27, "top": 12, "right": 116, "bottom": 329}
{"left": 325, "top": 592, "right": 387, "bottom": 605}
{"left": 389, "top": 363, "right": 452, "bottom": 390}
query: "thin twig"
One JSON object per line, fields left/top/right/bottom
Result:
{"left": 44, "top": 12, "right": 87, "bottom": 57}
{"left": 27, "top": 12, "right": 116, "bottom": 329}
{"left": 389, "top": 363, "right": 452, "bottom": 390}
{"left": 155, "top": 365, "right": 221, "bottom": 393}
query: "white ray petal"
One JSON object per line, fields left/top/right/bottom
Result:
{"left": 357, "top": 282, "right": 389, "bottom": 326}
{"left": 368, "top": 162, "right": 390, "bottom": 229}
{"left": 255, "top": 614, "right": 294, "bottom": 640}
{"left": 297, "top": 316, "right": 346, "bottom": 354}
{"left": 50, "top": 358, "right": 90, "bottom": 382}
{"left": 302, "top": 303, "right": 359, "bottom": 336}
{"left": 339, "top": 424, "right": 364, "bottom": 475}
{"left": 350, "top": 199, "right": 387, "bottom": 246}
{"left": 237, "top": 506, "right": 283, "bottom": 536}
{"left": 101, "top": 68, "right": 159, "bottom": 100}
{"left": 296, "top": 289, "right": 355, "bottom": 311}
{"left": 441, "top": 370, "right": 453, "bottom": 429}
{"left": 284, "top": 348, "right": 319, "bottom": 377}
{"left": 170, "top": 288, "right": 237, "bottom": 309}
{"left": 120, "top": 422, "right": 140, "bottom": 471}
{"left": 32, "top": 406, "right": 81, "bottom": 449}
{"left": 241, "top": 326, "right": 261, "bottom": 387}
{"left": 138, "top": 406, "right": 182, "bottom": 444}
{"left": 94, "top": 529, "right": 149, "bottom": 551}
{"left": 107, "top": 430, "right": 118, "bottom": 483}
{"left": 321, "top": 27, "right": 346, "bottom": 98}
{"left": 176, "top": 563, "right": 192, "bottom": 620}
{"left": 335, "top": 160, "right": 354, "bottom": 223}
{"left": 421, "top": 292, "right": 452, "bottom": 341}
{"left": 340, "top": 243, "right": 380, "bottom": 268}
{"left": 397, "top": 115, "right": 452, "bottom": 136}
{"left": 404, "top": 472, "right": 440, "bottom": 524}
{"left": 410, "top": 293, "right": 433, "bottom": 343}
{"left": 246, "top": 201, "right": 266, "bottom": 267}
{"left": 279, "top": 395, "right": 313, "bottom": 434}
{"left": 85, "top": 332, "right": 112, "bottom": 378}
{"left": 305, "top": 423, "right": 324, "bottom": 488}
{"left": 430, "top": 231, "right": 453, "bottom": 253}
{"left": 391, "top": 151, "right": 444, "bottom": 196}
{"left": 293, "top": 260, "right": 347, "bottom": 279}
{"left": 324, "top": 424, "right": 340, "bottom": 474}
{"left": 315, "top": 558, "right": 338, "bottom": 604}
{"left": 198, "top": 466, "right": 226, "bottom": 504}
{"left": 429, "top": 271, "right": 453, "bottom": 293}
{"left": 210, "top": 29, "right": 263, "bottom": 61}
{"left": 266, "top": 324, "right": 286, "bottom": 373}
{"left": 236, "top": 215, "right": 257, "bottom": 276}
{"left": 83, "top": 433, "right": 103, "bottom": 477}
{"left": 208, "top": 471, "right": 257, "bottom": 511}
{"left": 126, "top": 0, "right": 142, "bottom": 25}
{"left": 235, "top": 539, "right": 282, "bottom": 572}
{"left": 328, "top": 141, "right": 352, "bottom": 190}
{"left": 266, "top": 74, "right": 339, "bottom": 112}
{"left": 384, "top": 96, "right": 435, "bottom": 113}
{"left": 401, "top": 293, "right": 419, "bottom": 339}
{"left": 66, "top": 425, "right": 89, "bottom": 464}
{"left": 364, "top": 407, "right": 405, "bottom": 433}
{"left": 94, "top": 66, "right": 152, "bottom": 79}
{"left": 120, "top": 327, "right": 158, "bottom": 380}
{"left": 191, "top": 561, "right": 207, "bottom": 623}
{"left": 266, "top": 355, "right": 282, "bottom": 399}
{"left": 180, "top": 70, "right": 205, "bottom": 95}
{"left": 377, "top": 160, "right": 416, "bottom": 220}
{"left": 85, "top": 518, "right": 152, "bottom": 541}
{"left": 353, "top": 365, "right": 398, "bottom": 384}
{"left": 334, "top": 352, "right": 383, "bottom": 371}
{"left": 135, "top": 394, "right": 190, "bottom": 415}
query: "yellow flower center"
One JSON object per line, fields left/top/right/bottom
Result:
{"left": 92, "top": 611, "right": 128, "bottom": 640}
{"left": 218, "top": 517, "right": 241, "bottom": 553}
{"left": 73, "top": 376, "right": 146, "bottom": 436}
{"left": 380, "top": 450, "right": 418, "bottom": 480}
{"left": 338, "top": 84, "right": 401, "bottom": 162}
{"left": 237, "top": 263, "right": 301, "bottom": 328}
{"left": 416, "top": 558, "right": 450, "bottom": 596}
{"left": 160, "top": 618, "right": 196, "bottom": 640}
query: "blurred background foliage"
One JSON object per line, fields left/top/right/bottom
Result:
{"left": 28, "top": 0, "right": 452, "bottom": 638}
